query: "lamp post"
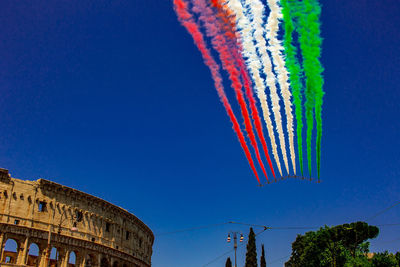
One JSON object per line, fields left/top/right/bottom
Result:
{"left": 227, "top": 232, "right": 243, "bottom": 267}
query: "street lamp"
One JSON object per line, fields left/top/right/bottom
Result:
{"left": 227, "top": 232, "right": 243, "bottom": 267}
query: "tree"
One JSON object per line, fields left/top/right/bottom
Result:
{"left": 225, "top": 257, "right": 232, "bottom": 267}
{"left": 245, "top": 227, "right": 257, "bottom": 267}
{"left": 371, "top": 251, "right": 398, "bottom": 267}
{"left": 260, "top": 244, "right": 266, "bottom": 267}
{"left": 285, "top": 221, "right": 379, "bottom": 267}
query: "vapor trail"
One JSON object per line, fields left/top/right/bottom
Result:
{"left": 291, "top": 0, "right": 324, "bottom": 178}
{"left": 173, "top": 0, "right": 261, "bottom": 182}
{"left": 192, "top": 0, "right": 269, "bottom": 181}
{"left": 210, "top": 0, "right": 276, "bottom": 179}
{"left": 221, "top": 0, "right": 284, "bottom": 176}
{"left": 265, "top": 0, "right": 296, "bottom": 174}
{"left": 281, "top": 0, "right": 304, "bottom": 175}
{"left": 236, "top": 0, "right": 290, "bottom": 174}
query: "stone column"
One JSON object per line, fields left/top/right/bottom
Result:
{"left": 61, "top": 249, "right": 70, "bottom": 267}
{"left": 18, "top": 236, "right": 29, "bottom": 265}
{"left": 39, "top": 247, "right": 49, "bottom": 267}
{"left": 92, "top": 253, "right": 99, "bottom": 267}
{"left": 0, "top": 232, "right": 5, "bottom": 262}
{"left": 78, "top": 252, "right": 86, "bottom": 267}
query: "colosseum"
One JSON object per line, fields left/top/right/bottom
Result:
{"left": 0, "top": 168, "right": 154, "bottom": 267}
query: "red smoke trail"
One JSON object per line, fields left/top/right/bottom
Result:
{"left": 210, "top": 0, "right": 276, "bottom": 179}
{"left": 193, "top": 0, "right": 270, "bottom": 181}
{"left": 238, "top": 57, "right": 276, "bottom": 179}
{"left": 173, "top": 0, "right": 260, "bottom": 183}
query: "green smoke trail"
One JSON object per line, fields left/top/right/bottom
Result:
{"left": 309, "top": 0, "right": 324, "bottom": 180}
{"left": 290, "top": 0, "right": 324, "bottom": 179}
{"left": 281, "top": 0, "right": 304, "bottom": 176}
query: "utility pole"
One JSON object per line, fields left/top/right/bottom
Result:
{"left": 227, "top": 232, "right": 243, "bottom": 267}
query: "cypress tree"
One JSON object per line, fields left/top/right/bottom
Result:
{"left": 225, "top": 257, "right": 232, "bottom": 267}
{"left": 260, "top": 244, "right": 266, "bottom": 267}
{"left": 245, "top": 227, "right": 258, "bottom": 267}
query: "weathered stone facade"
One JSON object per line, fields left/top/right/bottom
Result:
{"left": 0, "top": 168, "right": 154, "bottom": 267}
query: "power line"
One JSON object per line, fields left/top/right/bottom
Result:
{"left": 202, "top": 247, "right": 234, "bottom": 267}
{"left": 156, "top": 220, "right": 399, "bottom": 238}
{"left": 269, "top": 254, "right": 291, "bottom": 264}
{"left": 376, "top": 223, "right": 400, "bottom": 227}
{"left": 228, "top": 221, "right": 269, "bottom": 230}
{"left": 156, "top": 221, "right": 269, "bottom": 236}
{"left": 155, "top": 222, "right": 230, "bottom": 236}
{"left": 367, "top": 200, "right": 400, "bottom": 221}
{"left": 156, "top": 221, "right": 321, "bottom": 237}
{"left": 269, "top": 226, "right": 319, "bottom": 230}
{"left": 378, "top": 237, "right": 400, "bottom": 244}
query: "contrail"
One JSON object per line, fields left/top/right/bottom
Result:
{"left": 192, "top": 0, "right": 270, "bottom": 181}
{"left": 173, "top": 0, "right": 261, "bottom": 183}
{"left": 210, "top": 0, "right": 276, "bottom": 179}
{"left": 237, "top": 0, "right": 290, "bottom": 174}
{"left": 265, "top": 0, "right": 296, "bottom": 174}
{"left": 221, "top": 0, "right": 284, "bottom": 176}
{"left": 281, "top": 0, "right": 305, "bottom": 175}
{"left": 291, "top": 0, "right": 324, "bottom": 178}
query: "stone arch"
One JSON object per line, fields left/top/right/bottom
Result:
{"left": 49, "top": 246, "right": 60, "bottom": 266}
{"left": 27, "top": 242, "right": 40, "bottom": 266}
{"left": 100, "top": 257, "right": 110, "bottom": 267}
{"left": 68, "top": 250, "right": 77, "bottom": 266}
{"left": 84, "top": 253, "right": 96, "bottom": 267}
{"left": 3, "top": 238, "right": 18, "bottom": 263}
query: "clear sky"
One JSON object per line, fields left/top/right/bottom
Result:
{"left": 1, "top": 1, "right": 400, "bottom": 266}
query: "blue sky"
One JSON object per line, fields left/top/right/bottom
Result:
{"left": 1, "top": 1, "right": 400, "bottom": 266}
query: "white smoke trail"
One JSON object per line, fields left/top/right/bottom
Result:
{"left": 240, "top": 0, "right": 290, "bottom": 174}
{"left": 265, "top": 0, "right": 296, "bottom": 174}
{"left": 222, "top": 0, "right": 283, "bottom": 176}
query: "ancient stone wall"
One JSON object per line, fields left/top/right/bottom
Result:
{"left": 0, "top": 168, "right": 154, "bottom": 267}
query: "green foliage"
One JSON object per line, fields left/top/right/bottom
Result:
{"left": 285, "top": 222, "right": 379, "bottom": 267}
{"left": 225, "top": 257, "right": 232, "bottom": 267}
{"left": 343, "top": 242, "right": 372, "bottom": 267}
{"left": 260, "top": 244, "right": 266, "bottom": 267}
{"left": 371, "top": 251, "right": 398, "bottom": 267}
{"left": 245, "top": 227, "right": 258, "bottom": 267}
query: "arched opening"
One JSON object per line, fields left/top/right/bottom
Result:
{"left": 27, "top": 243, "right": 40, "bottom": 266}
{"left": 84, "top": 254, "right": 95, "bottom": 267}
{"left": 100, "top": 257, "right": 110, "bottom": 267}
{"left": 3, "top": 238, "right": 18, "bottom": 263}
{"left": 49, "top": 247, "right": 59, "bottom": 267}
{"left": 112, "top": 261, "right": 118, "bottom": 267}
{"left": 68, "top": 251, "right": 76, "bottom": 266}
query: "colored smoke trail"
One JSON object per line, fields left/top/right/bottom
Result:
{"left": 240, "top": 0, "right": 290, "bottom": 174}
{"left": 238, "top": 57, "right": 276, "bottom": 179}
{"left": 173, "top": 0, "right": 260, "bottom": 183}
{"left": 309, "top": 0, "right": 324, "bottom": 180}
{"left": 210, "top": 0, "right": 276, "bottom": 178}
{"left": 265, "top": 0, "right": 296, "bottom": 174}
{"left": 192, "top": 0, "right": 269, "bottom": 181}
{"left": 222, "top": 0, "right": 283, "bottom": 176}
{"left": 291, "top": 0, "right": 324, "bottom": 178}
{"left": 281, "top": 0, "right": 304, "bottom": 175}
